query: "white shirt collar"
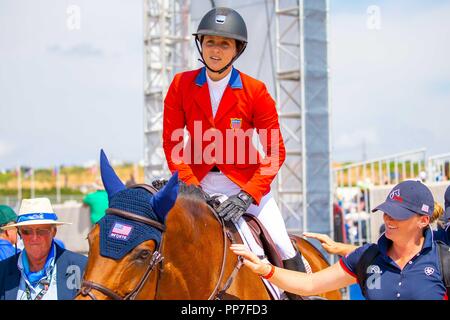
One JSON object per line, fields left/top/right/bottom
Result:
{"left": 206, "top": 67, "right": 233, "bottom": 88}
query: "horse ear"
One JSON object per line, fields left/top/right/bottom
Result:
{"left": 100, "top": 149, "right": 126, "bottom": 200}
{"left": 151, "top": 171, "right": 179, "bottom": 221}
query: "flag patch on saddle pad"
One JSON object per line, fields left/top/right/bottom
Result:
{"left": 230, "top": 118, "right": 242, "bottom": 129}
{"left": 109, "top": 222, "right": 133, "bottom": 240}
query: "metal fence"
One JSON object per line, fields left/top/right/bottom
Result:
{"left": 332, "top": 149, "right": 427, "bottom": 246}
{"left": 427, "top": 152, "right": 450, "bottom": 183}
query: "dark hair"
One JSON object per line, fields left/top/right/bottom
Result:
{"left": 236, "top": 40, "right": 245, "bottom": 53}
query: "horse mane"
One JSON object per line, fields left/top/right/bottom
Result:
{"left": 151, "top": 178, "right": 206, "bottom": 202}
{"left": 177, "top": 181, "right": 206, "bottom": 202}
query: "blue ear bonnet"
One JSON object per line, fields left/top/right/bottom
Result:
{"left": 99, "top": 188, "right": 162, "bottom": 260}
{"left": 98, "top": 149, "right": 179, "bottom": 260}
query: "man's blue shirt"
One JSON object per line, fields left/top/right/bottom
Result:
{"left": 0, "top": 239, "right": 17, "bottom": 261}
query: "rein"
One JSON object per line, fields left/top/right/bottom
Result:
{"left": 205, "top": 203, "right": 245, "bottom": 300}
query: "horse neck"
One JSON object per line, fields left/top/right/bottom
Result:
{"left": 156, "top": 197, "right": 224, "bottom": 299}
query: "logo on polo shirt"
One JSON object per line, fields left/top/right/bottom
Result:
{"left": 368, "top": 265, "right": 381, "bottom": 274}
{"left": 424, "top": 266, "right": 434, "bottom": 276}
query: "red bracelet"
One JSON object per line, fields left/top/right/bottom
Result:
{"left": 261, "top": 264, "right": 275, "bottom": 279}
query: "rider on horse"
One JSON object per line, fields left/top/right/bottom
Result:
{"left": 162, "top": 7, "right": 306, "bottom": 299}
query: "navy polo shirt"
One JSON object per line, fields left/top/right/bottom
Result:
{"left": 340, "top": 228, "right": 447, "bottom": 300}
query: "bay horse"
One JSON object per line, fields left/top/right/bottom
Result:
{"left": 76, "top": 150, "right": 341, "bottom": 300}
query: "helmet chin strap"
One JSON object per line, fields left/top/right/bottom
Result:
{"left": 195, "top": 36, "right": 247, "bottom": 75}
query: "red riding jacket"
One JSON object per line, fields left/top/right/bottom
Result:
{"left": 163, "top": 67, "right": 285, "bottom": 205}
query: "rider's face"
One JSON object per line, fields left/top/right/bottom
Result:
{"left": 201, "top": 35, "right": 237, "bottom": 74}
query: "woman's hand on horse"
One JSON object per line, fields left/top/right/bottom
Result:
{"left": 302, "top": 232, "right": 341, "bottom": 255}
{"left": 302, "top": 232, "right": 357, "bottom": 256}
{"left": 230, "top": 244, "right": 271, "bottom": 276}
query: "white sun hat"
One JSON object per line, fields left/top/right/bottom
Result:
{"left": 1, "top": 198, "right": 71, "bottom": 230}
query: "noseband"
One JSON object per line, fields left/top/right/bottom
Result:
{"left": 77, "top": 184, "right": 165, "bottom": 300}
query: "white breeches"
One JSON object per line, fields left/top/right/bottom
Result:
{"left": 200, "top": 172, "right": 296, "bottom": 259}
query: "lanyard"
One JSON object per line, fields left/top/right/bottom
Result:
{"left": 25, "top": 280, "right": 49, "bottom": 301}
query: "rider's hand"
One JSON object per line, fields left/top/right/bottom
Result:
{"left": 151, "top": 179, "right": 168, "bottom": 190}
{"left": 230, "top": 244, "right": 272, "bottom": 276}
{"left": 216, "top": 191, "right": 253, "bottom": 223}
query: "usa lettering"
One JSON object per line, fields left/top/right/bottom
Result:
{"left": 109, "top": 233, "right": 128, "bottom": 240}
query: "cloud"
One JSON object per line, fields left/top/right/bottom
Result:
{"left": 334, "top": 128, "right": 379, "bottom": 150}
{"left": 0, "top": 140, "right": 14, "bottom": 160}
{"left": 329, "top": 2, "right": 450, "bottom": 160}
{"left": 46, "top": 43, "right": 104, "bottom": 57}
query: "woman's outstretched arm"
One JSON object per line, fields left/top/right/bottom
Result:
{"left": 231, "top": 244, "right": 356, "bottom": 296}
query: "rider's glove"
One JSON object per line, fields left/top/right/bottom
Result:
{"left": 216, "top": 191, "right": 253, "bottom": 223}
{"left": 151, "top": 179, "right": 168, "bottom": 190}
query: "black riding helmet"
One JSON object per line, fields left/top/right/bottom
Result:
{"left": 193, "top": 7, "right": 248, "bottom": 74}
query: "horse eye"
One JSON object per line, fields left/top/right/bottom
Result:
{"left": 138, "top": 250, "right": 151, "bottom": 260}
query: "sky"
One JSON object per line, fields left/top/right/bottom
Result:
{"left": 0, "top": 0, "right": 449, "bottom": 169}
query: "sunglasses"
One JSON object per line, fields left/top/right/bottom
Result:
{"left": 19, "top": 228, "right": 53, "bottom": 237}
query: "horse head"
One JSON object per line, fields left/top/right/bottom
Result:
{"left": 76, "top": 149, "right": 178, "bottom": 300}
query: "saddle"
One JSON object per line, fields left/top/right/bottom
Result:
{"left": 239, "top": 214, "right": 283, "bottom": 268}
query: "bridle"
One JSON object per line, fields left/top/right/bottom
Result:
{"left": 77, "top": 184, "right": 165, "bottom": 300}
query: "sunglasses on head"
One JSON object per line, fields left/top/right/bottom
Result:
{"left": 19, "top": 228, "right": 53, "bottom": 236}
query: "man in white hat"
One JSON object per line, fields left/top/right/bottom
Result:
{"left": 0, "top": 198, "right": 87, "bottom": 300}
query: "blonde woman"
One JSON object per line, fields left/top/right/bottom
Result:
{"left": 231, "top": 180, "right": 448, "bottom": 300}
{"left": 303, "top": 201, "right": 447, "bottom": 257}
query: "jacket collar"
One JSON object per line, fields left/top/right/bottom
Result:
{"left": 195, "top": 67, "right": 243, "bottom": 89}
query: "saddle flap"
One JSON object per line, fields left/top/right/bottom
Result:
{"left": 242, "top": 214, "right": 283, "bottom": 268}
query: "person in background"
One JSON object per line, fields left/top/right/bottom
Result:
{"left": 82, "top": 177, "right": 108, "bottom": 225}
{"left": 0, "top": 205, "right": 19, "bottom": 261}
{"left": 232, "top": 180, "right": 448, "bottom": 300}
{"left": 0, "top": 198, "right": 87, "bottom": 300}
{"left": 434, "top": 185, "right": 450, "bottom": 244}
